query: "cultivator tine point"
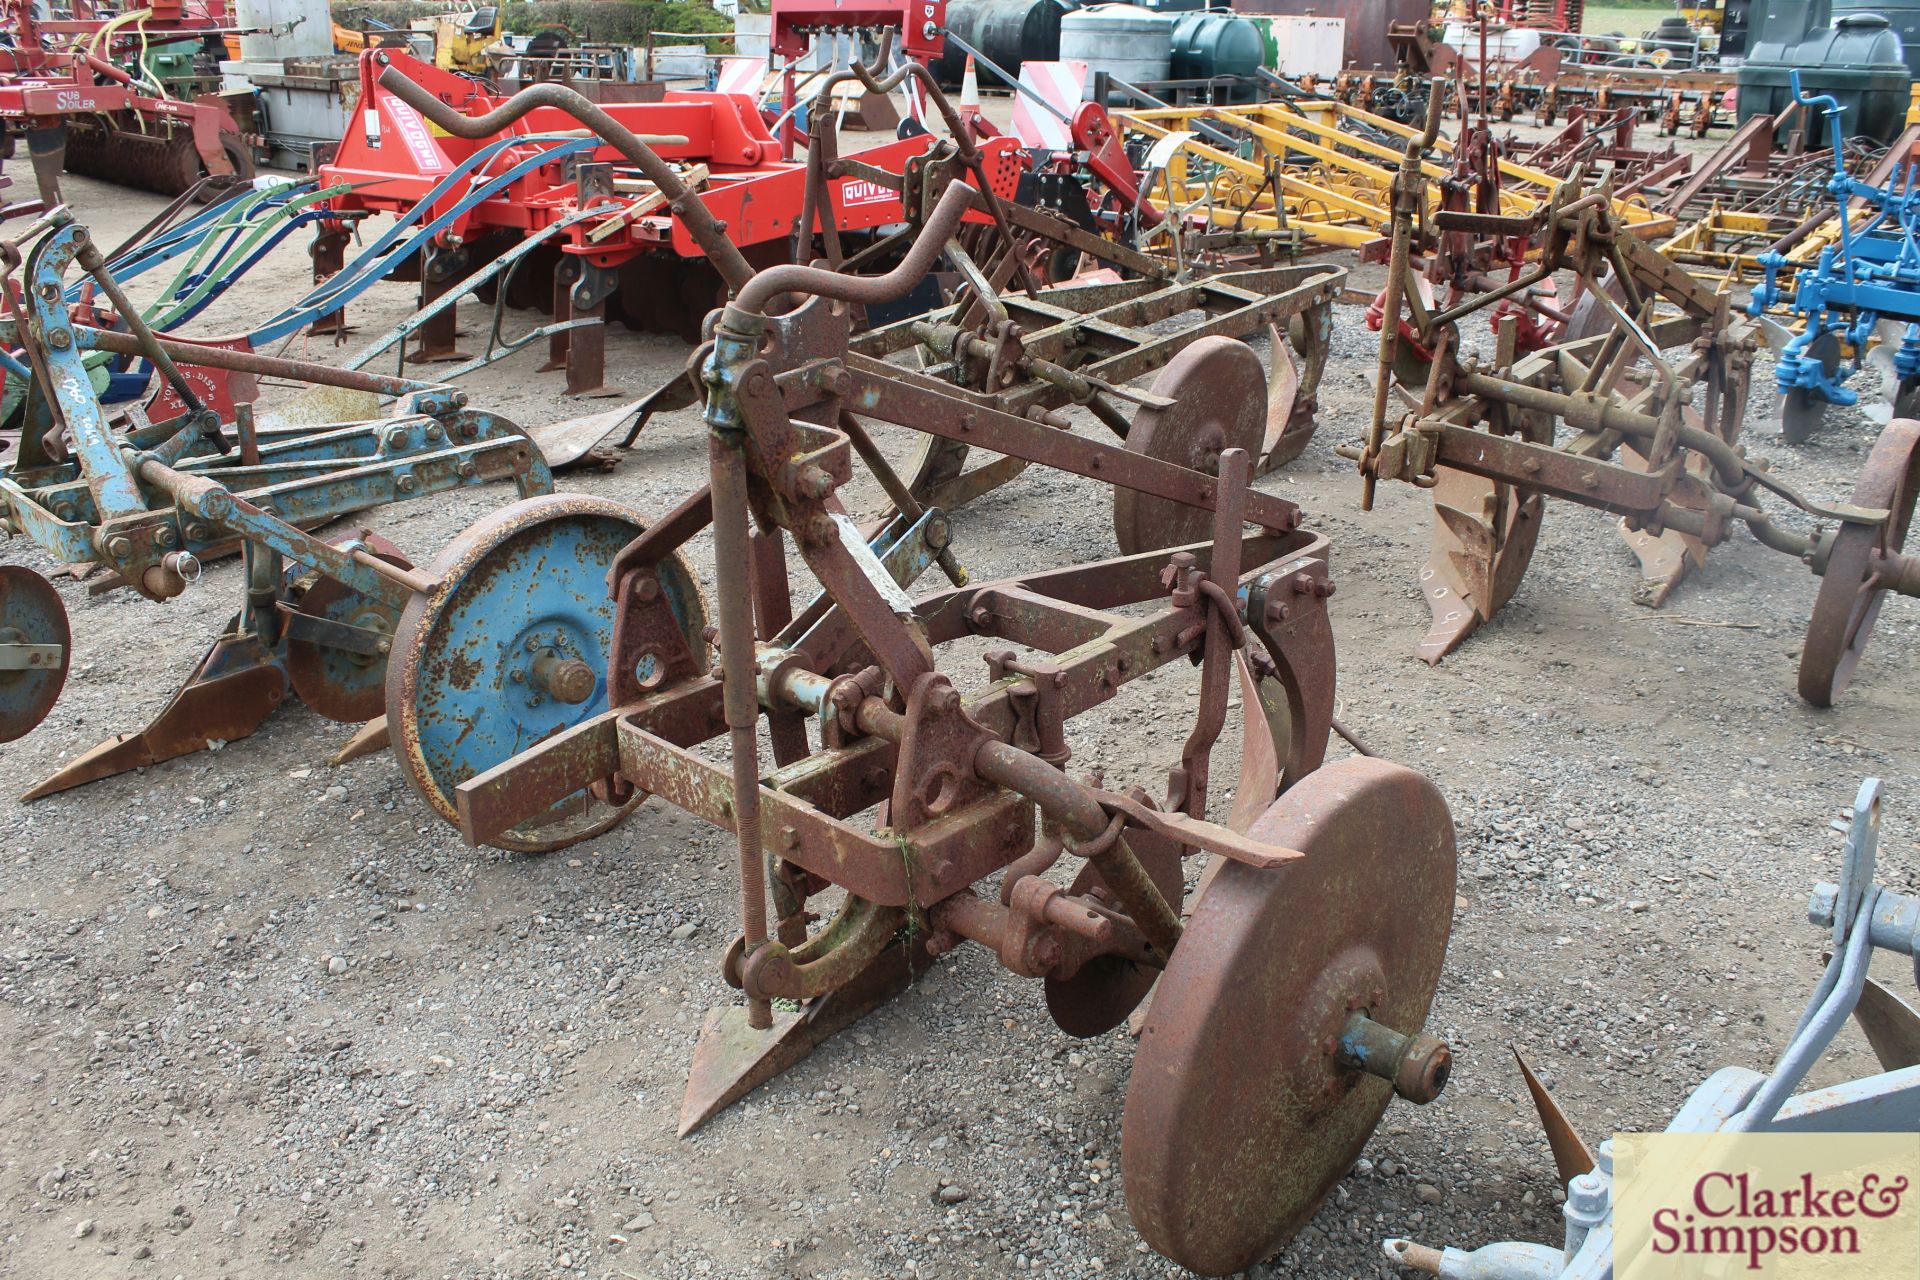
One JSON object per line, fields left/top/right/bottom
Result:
{"left": 679, "top": 937, "right": 933, "bottom": 1138}
{"left": 1226, "top": 651, "right": 1282, "bottom": 836}
{"left": 333, "top": 716, "right": 392, "bottom": 765}
{"left": 21, "top": 632, "right": 287, "bottom": 801}
{"left": 1852, "top": 977, "right": 1920, "bottom": 1072}
{"left": 1261, "top": 323, "right": 1306, "bottom": 472}
{"left": 1418, "top": 504, "right": 1494, "bottom": 664}
{"left": 1512, "top": 1046, "right": 1595, "bottom": 1184}
{"left": 525, "top": 398, "right": 648, "bottom": 471}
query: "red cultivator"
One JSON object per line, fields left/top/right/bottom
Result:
{"left": 0, "top": 0, "right": 252, "bottom": 205}
{"left": 370, "top": 72, "right": 1446, "bottom": 1277}
{"left": 313, "top": 50, "right": 1024, "bottom": 393}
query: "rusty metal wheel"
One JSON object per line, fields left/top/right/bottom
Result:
{"left": 0, "top": 565, "right": 69, "bottom": 743}
{"left": 1122, "top": 757, "right": 1456, "bottom": 1276}
{"left": 386, "top": 494, "right": 707, "bottom": 852}
{"left": 286, "top": 534, "right": 413, "bottom": 725}
{"left": 1044, "top": 823, "right": 1184, "bottom": 1038}
{"left": 1799, "top": 418, "right": 1920, "bottom": 707}
{"left": 1113, "top": 337, "right": 1266, "bottom": 556}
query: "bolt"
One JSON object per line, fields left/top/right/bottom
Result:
{"left": 396, "top": 474, "right": 417, "bottom": 493}
{"left": 47, "top": 329, "right": 70, "bottom": 349}
{"left": 185, "top": 523, "right": 210, "bottom": 541}
{"left": 385, "top": 428, "right": 408, "bottom": 449}
{"left": 634, "top": 576, "right": 661, "bottom": 603}
{"left": 155, "top": 526, "right": 177, "bottom": 548}
{"left": 426, "top": 424, "right": 443, "bottom": 441}
{"left": 1566, "top": 1172, "right": 1609, "bottom": 1223}
{"left": 510, "top": 669, "right": 526, "bottom": 683}
{"left": 531, "top": 652, "right": 597, "bottom": 705}
{"left": 1807, "top": 882, "right": 1839, "bottom": 928}
{"left": 376, "top": 638, "right": 391, "bottom": 656}
{"left": 458, "top": 461, "right": 477, "bottom": 478}
{"left": 105, "top": 535, "right": 132, "bottom": 559}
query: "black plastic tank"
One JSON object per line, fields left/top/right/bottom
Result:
{"left": 1737, "top": 4, "right": 1910, "bottom": 146}
{"left": 1833, "top": 0, "right": 1920, "bottom": 74}
{"left": 932, "top": 0, "right": 1072, "bottom": 86}
{"left": 1167, "top": 10, "right": 1266, "bottom": 79}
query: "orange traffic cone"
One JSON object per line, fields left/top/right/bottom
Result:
{"left": 961, "top": 54, "right": 980, "bottom": 113}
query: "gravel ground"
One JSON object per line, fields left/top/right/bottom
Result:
{"left": 1, "top": 122, "right": 1916, "bottom": 1280}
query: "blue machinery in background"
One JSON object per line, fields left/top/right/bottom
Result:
{"left": 1754, "top": 71, "right": 1920, "bottom": 442}
{"left": 1381, "top": 775, "right": 1920, "bottom": 1280}
{"left": 0, "top": 208, "right": 556, "bottom": 797}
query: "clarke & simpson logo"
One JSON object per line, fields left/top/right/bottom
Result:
{"left": 1615, "top": 1133, "right": 1920, "bottom": 1277}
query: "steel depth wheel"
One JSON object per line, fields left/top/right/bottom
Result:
{"left": 0, "top": 565, "right": 70, "bottom": 743}
{"left": 1113, "top": 337, "right": 1266, "bottom": 555}
{"left": 1122, "top": 757, "right": 1456, "bottom": 1276}
{"left": 286, "top": 533, "right": 413, "bottom": 724}
{"left": 1799, "top": 418, "right": 1920, "bottom": 706}
{"left": 386, "top": 494, "right": 707, "bottom": 852}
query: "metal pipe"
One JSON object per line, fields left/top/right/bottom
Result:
{"left": 734, "top": 180, "right": 976, "bottom": 316}
{"left": 1454, "top": 369, "right": 1752, "bottom": 491}
{"left": 374, "top": 60, "right": 755, "bottom": 291}
{"left": 1365, "top": 86, "right": 1446, "bottom": 511}
{"left": 71, "top": 234, "right": 207, "bottom": 418}
{"left": 709, "top": 431, "right": 772, "bottom": 1029}
{"left": 81, "top": 327, "right": 440, "bottom": 397}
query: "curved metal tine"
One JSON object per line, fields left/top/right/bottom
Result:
{"left": 252, "top": 136, "right": 593, "bottom": 342}
{"left": 342, "top": 207, "right": 597, "bottom": 373}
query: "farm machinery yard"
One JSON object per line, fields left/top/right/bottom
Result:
{"left": 0, "top": 25, "right": 1915, "bottom": 1280}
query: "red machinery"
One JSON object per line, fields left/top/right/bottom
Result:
{"left": 772, "top": 0, "right": 947, "bottom": 61}
{"left": 315, "top": 50, "right": 1023, "bottom": 393}
{"left": 0, "top": 0, "right": 252, "bottom": 203}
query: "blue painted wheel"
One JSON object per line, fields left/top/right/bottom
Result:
{"left": 0, "top": 565, "right": 69, "bottom": 743}
{"left": 386, "top": 494, "right": 706, "bottom": 852}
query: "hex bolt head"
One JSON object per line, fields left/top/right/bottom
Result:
{"left": 1567, "top": 1173, "right": 1609, "bottom": 1220}
{"left": 155, "top": 526, "right": 178, "bottom": 548}
{"left": 105, "top": 535, "right": 132, "bottom": 559}
{"left": 1807, "top": 882, "right": 1839, "bottom": 928}
{"left": 396, "top": 474, "right": 417, "bottom": 493}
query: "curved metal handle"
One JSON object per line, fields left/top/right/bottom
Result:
{"left": 734, "top": 179, "right": 979, "bottom": 315}
{"left": 1789, "top": 68, "right": 1843, "bottom": 120}
{"left": 374, "top": 59, "right": 755, "bottom": 291}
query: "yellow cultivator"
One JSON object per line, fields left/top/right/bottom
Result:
{"left": 1114, "top": 98, "right": 1675, "bottom": 254}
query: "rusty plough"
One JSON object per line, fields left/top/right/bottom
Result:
{"left": 1351, "top": 121, "right": 1920, "bottom": 706}
{"left": 1384, "top": 776, "right": 1920, "bottom": 1280}
{"left": 0, "top": 207, "right": 553, "bottom": 793}
{"left": 370, "top": 77, "right": 1455, "bottom": 1276}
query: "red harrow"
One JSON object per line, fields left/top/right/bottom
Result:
{"left": 0, "top": 0, "right": 252, "bottom": 205}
